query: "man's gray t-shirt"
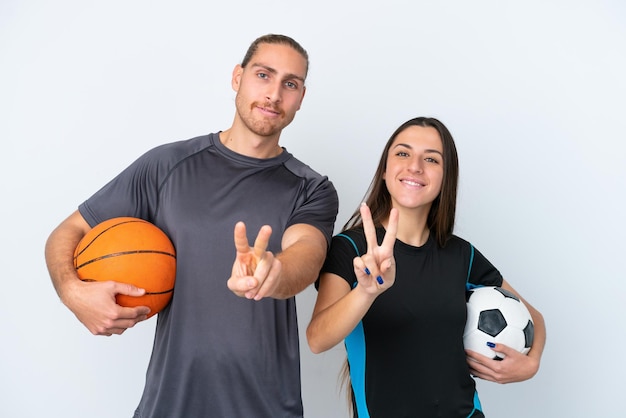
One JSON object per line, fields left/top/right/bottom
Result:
{"left": 79, "top": 133, "right": 338, "bottom": 418}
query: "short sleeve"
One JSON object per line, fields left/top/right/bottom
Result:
{"left": 79, "top": 147, "right": 164, "bottom": 227}
{"left": 467, "top": 245, "right": 504, "bottom": 288}
{"left": 286, "top": 177, "right": 338, "bottom": 246}
{"left": 317, "top": 231, "right": 365, "bottom": 289}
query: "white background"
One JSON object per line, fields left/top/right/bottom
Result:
{"left": 2, "top": 1, "right": 625, "bottom": 417}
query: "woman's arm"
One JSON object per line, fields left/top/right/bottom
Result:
{"left": 306, "top": 272, "right": 377, "bottom": 353}
{"left": 306, "top": 204, "right": 398, "bottom": 353}
{"left": 466, "top": 279, "right": 546, "bottom": 383}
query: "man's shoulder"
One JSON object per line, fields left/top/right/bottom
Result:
{"left": 280, "top": 153, "right": 338, "bottom": 209}
{"left": 152, "top": 133, "right": 216, "bottom": 155}
{"left": 282, "top": 152, "right": 327, "bottom": 180}
{"left": 137, "top": 133, "right": 217, "bottom": 167}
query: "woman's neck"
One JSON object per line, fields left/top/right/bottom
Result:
{"left": 385, "top": 206, "right": 430, "bottom": 247}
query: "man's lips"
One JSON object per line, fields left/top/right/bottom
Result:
{"left": 255, "top": 103, "right": 281, "bottom": 117}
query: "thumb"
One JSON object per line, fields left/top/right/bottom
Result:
{"left": 115, "top": 282, "right": 146, "bottom": 297}
{"left": 488, "top": 342, "right": 517, "bottom": 358}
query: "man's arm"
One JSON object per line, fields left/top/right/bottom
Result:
{"left": 46, "top": 211, "right": 92, "bottom": 299}
{"left": 227, "top": 222, "right": 328, "bottom": 300}
{"left": 45, "top": 210, "right": 150, "bottom": 335}
{"left": 274, "top": 223, "right": 328, "bottom": 298}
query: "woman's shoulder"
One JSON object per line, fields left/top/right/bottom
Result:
{"left": 332, "top": 228, "right": 367, "bottom": 254}
{"left": 436, "top": 234, "right": 474, "bottom": 256}
{"left": 448, "top": 234, "right": 471, "bottom": 247}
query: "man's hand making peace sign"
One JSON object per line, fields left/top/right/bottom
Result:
{"left": 227, "top": 222, "right": 281, "bottom": 301}
{"left": 227, "top": 219, "right": 329, "bottom": 301}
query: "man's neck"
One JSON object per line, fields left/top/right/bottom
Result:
{"left": 219, "top": 128, "right": 283, "bottom": 159}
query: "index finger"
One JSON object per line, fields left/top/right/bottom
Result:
{"left": 253, "top": 225, "right": 272, "bottom": 259}
{"left": 359, "top": 203, "right": 378, "bottom": 253}
{"left": 380, "top": 207, "right": 399, "bottom": 251}
{"left": 233, "top": 222, "right": 250, "bottom": 253}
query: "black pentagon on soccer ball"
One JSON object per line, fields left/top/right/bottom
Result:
{"left": 494, "top": 286, "right": 520, "bottom": 302}
{"left": 477, "top": 309, "right": 507, "bottom": 337}
{"left": 523, "top": 320, "right": 535, "bottom": 348}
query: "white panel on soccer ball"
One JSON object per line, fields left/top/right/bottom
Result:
{"left": 500, "top": 297, "right": 532, "bottom": 329}
{"left": 464, "top": 307, "right": 481, "bottom": 334}
{"left": 468, "top": 287, "right": 504, "bottom": 311}
{"left": 495, "top": 326, "right": 527, "bottom": 355}
{"left": 463, "top": 330, "right": 495, "bottom": 358}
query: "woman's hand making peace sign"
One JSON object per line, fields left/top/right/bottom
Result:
{"left": 306, "top": 203, "right": 400, "bottom": 354}
{"left": 352, "top": 203, "right": 399, "bottom": 294}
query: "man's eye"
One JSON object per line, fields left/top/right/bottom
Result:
{"left": 257, "top": 73, "right": 268, "bottom": 79}
{"left": 285, "top": 81, "right": 297, "bottom": 89}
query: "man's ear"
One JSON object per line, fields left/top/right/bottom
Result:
{"left": 296, "top": 85, "right": 306, "bottom": 111}
{"left": 231, "top": 64, "right": 243, "bottom": 92}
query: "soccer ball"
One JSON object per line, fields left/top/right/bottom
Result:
{"left": 463, "top": 286, "right": 534, "bottom": 360}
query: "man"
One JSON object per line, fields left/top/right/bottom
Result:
{"left": 45, "top": 34, "right": 338, "bottom": 417}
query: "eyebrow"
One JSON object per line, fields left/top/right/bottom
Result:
{"left": 250, "top": 63, "right": 306, "bottom": 84}
{"left": 393, "top": 143, "right": 444, "bottom": 157}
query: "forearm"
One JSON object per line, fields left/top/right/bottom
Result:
{"left": 501, "top": 280, "right": 546, "bottom": 372}
{"left": 526, "top": 303, "right": 546, "bottom": 363}
{"left": 307, "top": 285, "right": 375, "bottom": 353}
{"left": 45, "top": 211, "right": 90, "bottom": 303}
{"left": 272, "top": 225, "right": 327, "bottom": 299}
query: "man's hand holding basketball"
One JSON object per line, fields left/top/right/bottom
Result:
{"left": 227, "top": 221, "right": 282, "bottom": 300}
{"left": 62, "top": 276, "right": 150, "bottom": 336}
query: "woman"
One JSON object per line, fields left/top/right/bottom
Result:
{"left": 307, "top": 117, "right": 546, "bottom": 417}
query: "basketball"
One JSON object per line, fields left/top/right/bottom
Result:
{"left": 73, "top": 217, "right": 176, "bottom": 318}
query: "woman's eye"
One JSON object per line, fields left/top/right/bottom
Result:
{"left": 425, "top": 157, "right": 440, "bottom": 164}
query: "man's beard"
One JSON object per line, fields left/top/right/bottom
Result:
{"left": 236, "top": 98, "right": 294, "bottom": 137}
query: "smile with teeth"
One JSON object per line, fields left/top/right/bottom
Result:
{"left": 401, "top": 178, "right": 425, "bottom": 187}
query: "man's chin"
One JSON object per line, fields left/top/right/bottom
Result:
{"left": 249, "top": 122, "right": 285, "bottom": 137}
